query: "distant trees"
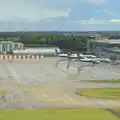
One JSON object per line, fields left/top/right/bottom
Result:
{"left": 0, "top": 32, "right": 90, "bottom": 51}
{"left": 108, "top": 35, "right": 120, "bottom": 39}
{"left": 1, "top": 31, "right": 119, "bottom": 51}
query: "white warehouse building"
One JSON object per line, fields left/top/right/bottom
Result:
{"left": 13, "top": 47, "right": 60, "bottom": 55}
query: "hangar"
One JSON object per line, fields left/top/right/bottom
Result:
{"left": 13, "top": 47, "right": 60, "bottom": 56}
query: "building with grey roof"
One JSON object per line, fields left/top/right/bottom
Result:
{"left": 87, "top": 39, "right": 120, "bottom": 59}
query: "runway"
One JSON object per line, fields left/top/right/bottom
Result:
{"left": 0, "top": 57, "right": 120, "bottom": 109}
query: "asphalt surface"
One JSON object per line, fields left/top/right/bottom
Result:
{"left": 0, "top": 57, "right": 120, "bottom": 109}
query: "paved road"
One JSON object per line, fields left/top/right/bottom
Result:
{"left": 0, "top": 58, "right": 120, "bottom": 109}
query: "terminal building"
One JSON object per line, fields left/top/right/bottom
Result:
{"left": 87, "top": 39, "right": 120, "bottom": 59}
{"left": 0, "top": 41, "right": 60, "bottom": 56}
{"left": 0, "top": 41, "right": 24, "bottom": 53}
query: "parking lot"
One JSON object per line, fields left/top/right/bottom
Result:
{"left": 0, "top": 57, "right": 120, "bottom": 109}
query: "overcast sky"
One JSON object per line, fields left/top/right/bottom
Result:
{"left": 0, "top": 0, "right": 120, "bottom": 31}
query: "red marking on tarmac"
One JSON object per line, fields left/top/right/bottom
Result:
{"left": 0, "top": 55, "right": 43, "bottom": 60}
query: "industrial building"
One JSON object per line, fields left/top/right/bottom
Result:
{"left": 13, "top": 47, "right": 60, "bottom": 56}
{"left": 87, "top": 39, "right": 120, "bottom": 59}
{"left": 0, "top": 41, "right": 60, "bottom": 56}
{"left": 0, "top": 41, "right": 24, "bottom": 53}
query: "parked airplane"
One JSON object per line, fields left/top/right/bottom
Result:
{"left": 69, "top": 53, "right": 96, "bottom": 59}
{"left": 55, "top": 49, "right": 96, "bottom": 59}
{"left": 69, "top": 53, "right": 111, "bottom": 63}
{"left": 111, "top": 60, "right": 120, "bottom": 65}
{"left": 56, "top": 50, "right": 111, "bottom": 65}
{"left": 95, "top": 58, "right": 111, "bottom": 63}
{"left": 72, "top": 56, "right": 100, "bottom": 64}
{"left": 55, "top": 49, "right": 68, "bottom": 57}
{"left": 55, "top": 49, "right": 100, "bottom": 68}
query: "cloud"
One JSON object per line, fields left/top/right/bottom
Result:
{"left": 0, "top": 0, "right": 71, "bottom": 22}
{"left": 80, "top": 0, "right": 107, "bottom": 4}
{"left": 0, "top": 0, "right": 107, "bottom": 23}
{"left": 72, "top": 18, "right": 108, "bottom": 24}
{"left": 96, "top": 9, "right": 120, "bottom": 17}
{"left": 110, "top": 19, "right": 120, "bottom": 23}
{"left": 0, "top": 0, "right": 119, "bottom": 31}
{"left": 72, "top": 18, "right": 120, "bottom": 25}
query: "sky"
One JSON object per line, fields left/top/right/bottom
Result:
{"left": 0, "top": 0, "right": 120, "bottom": 31}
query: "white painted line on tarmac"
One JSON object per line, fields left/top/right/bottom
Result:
{"left": 64, "top": 93, "right": 74, "bottom": 101}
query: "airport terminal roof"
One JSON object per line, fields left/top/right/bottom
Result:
{"left": 104, "top": 48, "right": 120, "bottom": 53}
{"left": 90, "top": 39, "right": 120, "bottom": 44}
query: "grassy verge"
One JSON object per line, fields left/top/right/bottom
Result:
{"left": 0, "top": 108, "right": 118, "bottom": 120}
{"left": 84, "top": 80, "right": 120, "bottom": 83}
{"left": 113, "top": 108, "right": 120, "bottom": 112}
{"left": 76, "top": 88, "right": 120, "bottom": 99}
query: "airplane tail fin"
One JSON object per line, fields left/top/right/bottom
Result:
{"left": 55, "top": 49, "right": 59, "bottom": 55}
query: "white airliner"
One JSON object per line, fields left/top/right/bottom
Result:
{"left": 55, "top": 49, "right": 100, "bottom": 64}
{"left": 55, "top": 49, "right": 96, "bottom": 58}
{"left": 55, "top": 49, "right": 111, "bottom": 63}
{"left": 69, "top": 53, "right": 96, "bottom": 59}
{"left": 78, "top": 57, "right": 100, "bottom": 64}
{"left": 78, "top": 56, "right": 111, "bottom": 63}
{"left": 95, "top": 58, "right": 111, "bottom": 63}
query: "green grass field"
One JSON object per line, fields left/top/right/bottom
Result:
{"left": 76, "top": 88, "right": 120, "bottom": 99}
{"left": 85, "top": 80, "right": 120, "bottom": 83}
{"left": 113, "top": 108, "right": 120, "bottom": 112}
{"left": 0, "top": 108, "right": 119, "bottom": 120}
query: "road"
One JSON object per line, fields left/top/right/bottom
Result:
{"left": 0, "top": 58, "right": 120, "bottom": 109}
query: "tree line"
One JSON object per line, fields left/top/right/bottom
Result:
{"left": 0, "top": 33, "right": 91, "bottom": 51}
{"left": 0, "top": 31, "right": 117, "bottom": 51}
{"left": 20, "top": 35, "right": 89, "bottom": 51}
